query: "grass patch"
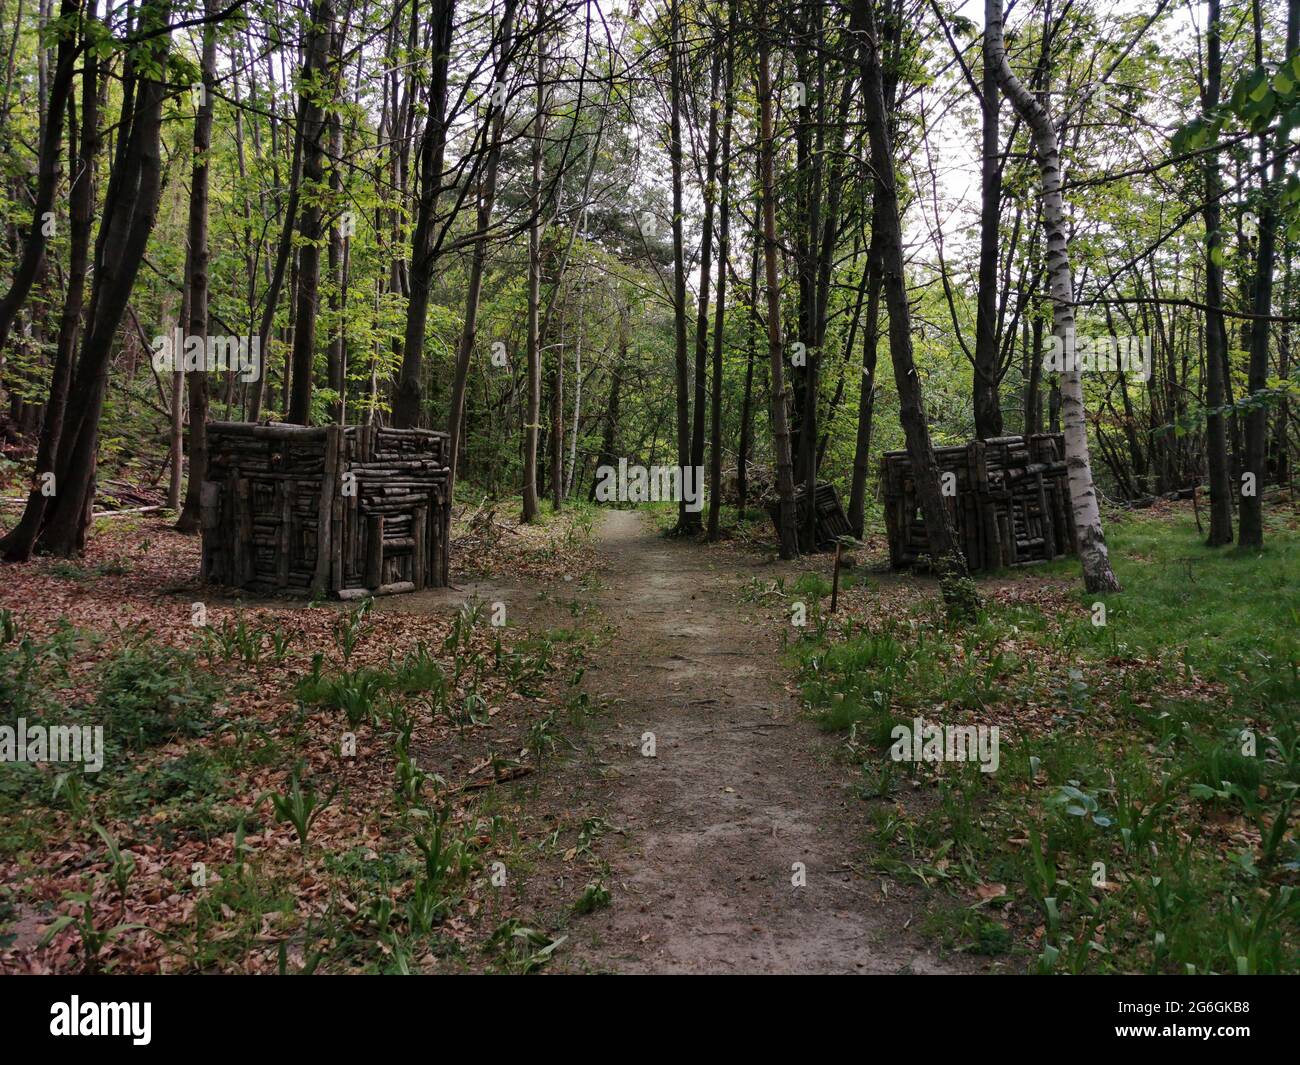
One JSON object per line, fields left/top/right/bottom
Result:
{"left": 791, "top": 507, "right": 1300, "bottom": 974}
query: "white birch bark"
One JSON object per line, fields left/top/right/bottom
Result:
{"left": 986, "top": 0, "right": 1121, "bottom": 592}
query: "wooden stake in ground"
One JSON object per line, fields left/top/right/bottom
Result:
{"left": 831, "top": 540, "right": 841, "bottom": 613}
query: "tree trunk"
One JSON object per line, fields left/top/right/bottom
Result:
{"left": 248, "top": 61, "right": 305, "bottom": 423}
{"left": 286, "top": 0, "right": 335, "bottom": 426}
{"left": 736, "top": 234, "right": 758, "bottom": 521}
{"left": 1023, "top": 308, "right": 1043, "bottom": 434}
{"left": 1202, "top": 0, "right": 1233, "bottom": 546}
{"left": 37, "top": 1, "right": 173, "bottom": 556}
{"left": 973, "top": 33, "right": 1003, "bottom": 439}
{"left": 669, "top": 0, "right": 692, "bottom": 533}
{"left": 854, "top": 0, "right": 976, "bottom": 611}
{"left": 391, "top": 0, "right": 456, "bottom": 428}
{"left": 177, "top": 6, "right": 216, "bottom": 532}
{"left": 448, "top": 0, "right": 517, "bottom": 502}
{"left": 707, "top": 3, "right": 735, "bottom": 542}
{"left": 522, "top": 11, "right": 545, "bottom": 522}
{"left": 326, "top": 108, "right": 346, "bottom": 423}
{"left": 168, "top": 341, "right": 184, "bottom": 510}
{"left": 550, "top": 293, "right": 563, "bottom": 512}
{"left": 987, "top": 0, "right": 1120, "bottom": 593}
{"left": 0, "top": 48, "right": 98, "bottom": 560}
{"left": 684, "top": 49, "right": 722, "bottom": 536}
{"left": 566, "top": 260, "right": 585, "bottom": 499}
{"left": 848, "top": 225, "right": 883, "bottom": 539}
{"left": 756, "top": 29, "right": 798, "bottom": 560}
{"left": 590, "top": 307, "right": 624, "bottom": 502}
{"left": 0, "top": 0, "right": 78, "bottom": 355}
{"left": 1239, "top": 0, "right": 1298, "bottom": 546}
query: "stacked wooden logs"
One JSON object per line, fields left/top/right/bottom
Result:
{"left": 880, "top": 433, "right": 1075, "bottom": 572}
{"left": 767, "top": 481, "right": 853, "bottom": 551}
{"left": 201, "top": 422, "right": 451, "bottom": 597}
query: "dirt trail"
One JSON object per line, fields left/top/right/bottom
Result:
{"left": 561, "top": 510, "right": 967, "bottom": 974}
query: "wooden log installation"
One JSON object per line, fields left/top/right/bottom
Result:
{"left": 202, "top": 421, "right": 450, "bottom": 597}
{"left": 276, "top": 481, "right": 292, "bottom": 587}
{"left": 880, "top": 433, "right": 1073, "bottom": 574}
{"left": 768, "top": 481, "right": 852, "bottom": 551}
{"left": 364, "top": 514, "right": 384, "bottom": 589}
{"left": 411, "top": 505, "right": 426, "bottom": 589}
{"left": 311, "top": 424, "right": 340, "bottom": 599}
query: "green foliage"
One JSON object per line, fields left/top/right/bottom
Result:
{"left": 269, "top": 768, "right": 337, "bottom": 852}
{"left": 94, "top": 640, "right": 221, "bottom": 751}
{"left": 796, "top": 512, "right": 1300, "bottom": 973}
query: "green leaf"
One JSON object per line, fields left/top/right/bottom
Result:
{"left": 38, "top": 915, "right": 75, "bottom": 947}
{"left": 1247, "top": 67, "right": 1270, "bottom": 102}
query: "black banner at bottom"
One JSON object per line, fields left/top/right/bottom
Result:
{"left": 0, "top": 974, "right": 1290, "bottom": 1051}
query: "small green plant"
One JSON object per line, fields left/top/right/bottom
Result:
{"left": 393, "top": 732, "right": 443, "bottom": 805}
{"left": 269, "top": 769, "right": 338, "bottom": 852}
{"left": 392, "top": 643, "right": 445, "bottom": 693}
{"left": 444, "top": 600, "right": 485, "bottom": 655}
{"left": 268, "top": 626, "right": 293, "bottom": 663}
{"left": 39, "top": 889, "right": 144, "bottom": 974}
{"left": 51, "top": 771, "right": 90, "bottom": 820}
{"left": 334, "top": 599, "right": 373, "bottom": 664}
{"left": 486, "top": 919, "right": 566, "bottom": 974}
{"left": 402, "top": 803, "right": 475, "bottom": 932}
{"left": 297, "top": 666, "right": 389, "bottom": 727}
{"left": 526, "top": 709, "right": 559, "bottom": 769}
{"left": 573, "top": 880, "right": 611, "bottom": 914}
{"left": 93, "top": 822, "right": 136, "bottom": 911}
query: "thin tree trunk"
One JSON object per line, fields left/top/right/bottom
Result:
{"left": 848, "top": 226, "right": 883, "bottom": 538}
{"left": 167, "top": 339, "right": 184, "bottom": 510}
{"left": 853, "top": 0, "right": 976, "bottom": 611}
{"left": 669, "top": 0, "right": 691, "bottom": 533}
{"left": 707, "top": 1, "right": 735, "bottom": 542}
{"left": 248, "top": 109, "right": 303, "bottom": 421}
{"left": 391, "top": 0, "right": 456, "bottom": 427}
{"left": 177, "top": 5, "right": 216, "bottom": 532}
{"left": 685, "top": 48, "right": 722, "bottom": 535}
{"left": 1239, "top": 0, "right": 1298, "bottom": 546}
{"left": 287, "top": 0, "right": 335, "bottom": 425}
{"left": 0, "top": 47, "right": 98, "bottom": 560}
{"left": 590, "top": 306, "right": 625, "bottom": 501}
{"left": 566, "top": 253, "right": 585, "bottom": 499}
{"left": 37, "top": 1, "right": 173, "bottom": 556}
{"left": 973, "top": 30, "right": 1003, "bottom": 439}
{"left": 0, "top": 0, "right": 77, "bottom": 355}
{"left": 522, "top": 10, "right": 545, "bottom": 522}
{"left": 756, "top": 28, "right": 797, "bottom": 560}
{"left": 1203, "top": 0, "right": 1233, "bottom": 545}
{"left": 987, "top": 0, "right": 1120, "bottom": 593}
{"left": 550, "top": 287, "right": 564, "bottom": 511}
{"left": 326, "top": 109, "right": 345, "bottom": 423}
{"left": 736, "top": 232, "right": 758, "bottom": 521}
{"left": 448, "top": 0, "right": 517, "bottom": 501}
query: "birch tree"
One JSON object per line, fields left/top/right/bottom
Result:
{"left": 986, "top": 0, "right": 1121, "bottom": 593}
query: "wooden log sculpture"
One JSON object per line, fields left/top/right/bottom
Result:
{"left": 767, "top": 480, "right": 853, "bottom": 552}
{"left": 200, "top": 422, "right": 451, "bottom": 597}
{"left": 880, "top": 433, "right": 1076, "bottom": 572}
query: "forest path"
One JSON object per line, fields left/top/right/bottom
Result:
{"left": 557, "top": 509, "right": 968, "bottom": 974}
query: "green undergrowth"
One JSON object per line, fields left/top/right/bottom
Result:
{"left": 787, "top": 506, "right": 1300, "bottom": 974}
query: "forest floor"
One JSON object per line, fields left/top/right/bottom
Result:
{"left": 1, "top": 484, "right": 1297, "bottom": 974}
